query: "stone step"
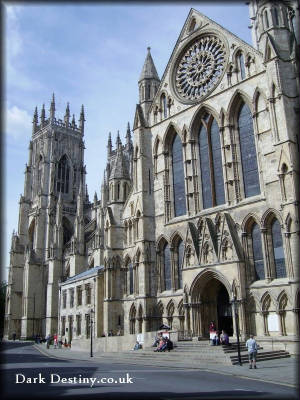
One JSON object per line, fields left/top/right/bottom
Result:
{"left": 230, "top": 350, "right": 290, "bottom": 365}
{"left": 104, "top": 351, "right": 232, "bottom": 364}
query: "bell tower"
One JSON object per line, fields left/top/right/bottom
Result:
{"left": 5, "top": 95, "right": 90, "bottom": 339}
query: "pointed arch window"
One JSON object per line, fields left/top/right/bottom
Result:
{"left": 238, "top": 103, "right": 260, "bottom": 198}
{"left": 163, "top": 243, "right": 171, "bottom": 291}
{"left": 251, "top": 223, "right": 265, "bottom": 280}
{"left": 172, "top": 134, "right": 186, "bottom": 216}
{"left": 198, "top": 114, "right": 225, "bottom": 209}
{"left": 57, "top": 155, "right": 70, "bottom": 194}
{"left": 146, "top": 84, "right": 151, "bottom": 100}
{"left": 238, "top": 53, "right": 246, "bottom": 80}
{"left": 129, "top": 262, "right": 134, "bottom": 294}
{"left": 264, "top": 10, "right": 269, "bottom": 28}
{"left": 271, "top": 219, "right": 286, "bottom": 278}
{"left": 37, "top": 155, "right": 43, "bottom": 192}
{"left": 177, "top": 239, "right": 184, "bottom": 289}
{"left": 161, "top": 94, "right": 167, "bottom": 119}
{"left": 272, "top": 7, "right": 280, "bottom": 26}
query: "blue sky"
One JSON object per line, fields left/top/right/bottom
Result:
{"left": 4, "top": 2, "right": 252, "bottom": 279}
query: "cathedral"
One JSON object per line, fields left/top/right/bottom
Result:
{"left": 5, "top": 1, "right": 300, "bottom": 354}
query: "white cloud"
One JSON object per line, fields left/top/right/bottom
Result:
{"left": 5, "top": 105, "right": 32, "bottom": 140}
{"left": 5, "top": 5, "right": 23, "bottom": 58}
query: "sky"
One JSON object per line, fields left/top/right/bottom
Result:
{"left": 3, "top": 1, "right": 252, "bottom": 279}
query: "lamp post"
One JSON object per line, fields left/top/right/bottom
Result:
{"left": 90, "top": 309, "right": 94, "bottom": 358}
{"left": 231, "top": 294, "right": 242, "bottom": 366}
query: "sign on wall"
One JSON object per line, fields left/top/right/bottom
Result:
{"left": 267, "top": 313, "right": 279, "bottom": 331}
{"left": 137, "top": 333, "right": 144, "bottom": 344}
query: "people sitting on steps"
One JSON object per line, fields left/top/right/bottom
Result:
{"left": 220, "top": 330, "right": 230, "bottom": 345}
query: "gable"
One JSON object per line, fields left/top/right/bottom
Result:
{"left": 150, "top": 8, "right": 261, "bottom": 114}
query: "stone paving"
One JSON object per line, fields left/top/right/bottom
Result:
{"left": 32, "top": 342, "right": 299, "bottom": 389}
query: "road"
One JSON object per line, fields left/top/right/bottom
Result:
{"left": 1, "top": 342, "right": 298, "bottom": 400}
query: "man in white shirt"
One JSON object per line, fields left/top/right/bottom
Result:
{"left": 246, "top": 334, "right": 258, "bottom": 369}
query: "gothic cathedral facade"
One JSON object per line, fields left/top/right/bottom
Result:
{"left": 5, "top": 2, "right": 300, "bottom": 352}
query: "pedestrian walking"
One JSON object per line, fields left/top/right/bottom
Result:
{"left": 246, "top": 334, "right": 258, "bottom": 369}
{"left": 53, "top": 333, "right": 58, "bottom": 349}
{"left": 12, "top": 332, "right": 16, "bottom": 341}
{"left": 46, "top": 334, "right": 51, "bottom": 349}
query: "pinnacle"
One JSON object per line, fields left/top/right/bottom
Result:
{"left": 139, "top": 46, "right": 160, "bottom": 82}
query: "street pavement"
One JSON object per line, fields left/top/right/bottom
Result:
{"left": 1, "top": 341, "right": 299, "bottom": 400}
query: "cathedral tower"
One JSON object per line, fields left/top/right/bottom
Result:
{"left": 5, "top": 95, "right": 90, "bottom": 339}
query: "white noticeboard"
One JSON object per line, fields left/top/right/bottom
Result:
{"left": 136, "top": 333, "right": 144, "bottom": 344}
{"left": 267, "top": 314, "right": 279, "bottom": 331}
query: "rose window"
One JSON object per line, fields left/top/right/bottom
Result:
{"left": 174, "top": 35, "right": 227, "bottom": 102}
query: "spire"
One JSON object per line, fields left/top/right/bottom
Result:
{"left": 126, "top": 122, "right": 131, "bottom": 141}
{"left": 71, "top": 114, "right": 76, "bottom": 128}
{"left": 64, "top": 102, "right": 70, "bottom": 127}
{"left": 94, "top": 191, "right": 98, "bottom": 205}
{"left": 32, "top": 107, "right": 38, "bottom": 134}
{"left": 116, "top": 130, "right": 122, "bottom": 149}
{"left": 139, "top": 47, "right": 160, "bottom": 82}
{"left": 79, "top": 104, "right": 85, "bottom": 133}
{"left": 40, "top": 104, "right": 45, "bottom": 127}
{"left": 107, "top": 132, "right": 112, "bottom": 157}
{"left": 50, "top": 93, "right": 55, "bottom": 121}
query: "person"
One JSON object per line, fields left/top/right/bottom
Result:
{"left": 152, "top": 335, "right": 160, "bottom": 347}
{"left": 159, "top": 338, "right": 168, "bottom": 352}
{"left": 212, "top": 332, "right": 220, "bottom": 346}
{"left": 166, "top": 337, "right": 173, "bottom": 352}
{"left": 154, "top": 337, "right": 164, "bottom": 352}
{"left": 12, "top": 332, "right": 16, "bottom": 341}
{"left": 209, "top": 321, "right": 216, "bottom": 333}
{"left": 53, "top": 333, "right": 58, "bottom": 349}
{"left": 46, "top": 334, "right": 51, "bottom": 349}
{"left": 246, "top": 334, "right": 258, "bottom": 369}
{"left": 209, "top": 321, "right": 216, "bottom": 345}
{"left": 220, "top": 330, "right": 229, "bottom": 345}
{"left": 132, "top": 341, "right": 140, "bottom": 351}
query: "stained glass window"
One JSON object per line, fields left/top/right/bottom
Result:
{"left": 198, "top": 117, "right": 225, "bottom": 209}
{"left": 177, "top": 240, "right": 184, "bottom": 289}
{"left": 172, "top": 135, "right": 186, "bottom": 216}
{"left": 164, "top": 244, "right": 171, "bottom": 291}
{"left": 251, "top": 223, "right": 265, "bottom": 280}
{"left": 211, "top": 120, "right": 225, "bottom": 205}
{"left": 271, "top": 219, "right": 286, "bottom": 278}
{"left": 238, "top": 103, "right": 260, "bottom": 197}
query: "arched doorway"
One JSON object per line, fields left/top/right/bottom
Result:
{"left": 191, "top": 273, "right": 233, "bottom": 337}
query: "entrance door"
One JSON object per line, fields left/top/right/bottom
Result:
{"left": 191, "top": 276, "right": 233, "bottom": 337}
{"left": 217, "top": 286, "right": 233, "bottom": 336}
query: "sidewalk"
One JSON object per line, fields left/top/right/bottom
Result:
{"left": 34, "top": 343, "right": 299, "bottom": 388}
